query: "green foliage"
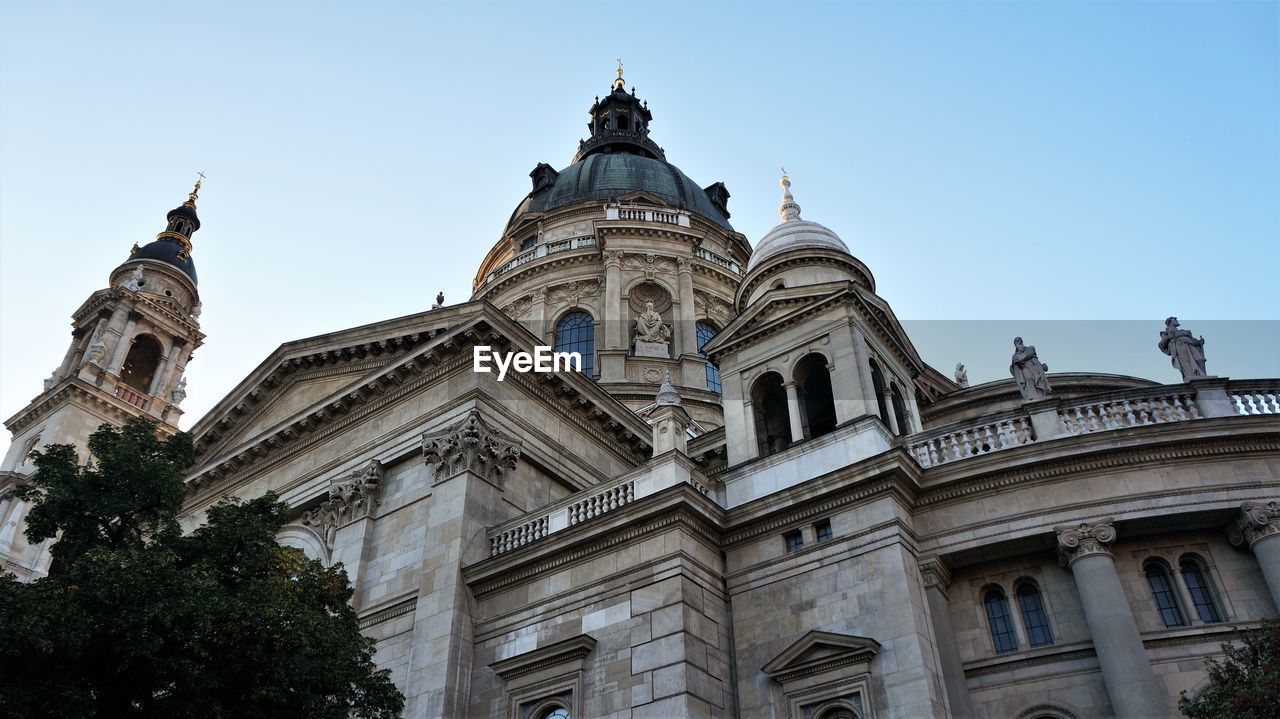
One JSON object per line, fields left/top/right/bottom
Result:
{"left": 1179, "top": 618, "right": 1280, "bottom": 719}
{"left": 0, "top": 418, "right": 404, "bottom": 719}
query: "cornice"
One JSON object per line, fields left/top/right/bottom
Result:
{"left": 737, "top": 252, "right": 874, "bottom": 310}
{"left": 476, "top": 250, "right": 601, "bottom": 299}
{"left": 4, "top": 378, "right": 175, "bottom": 435}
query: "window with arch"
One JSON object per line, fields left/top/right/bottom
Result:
{"left": 120, "top": 334, "right": 163, "bottom": 393}
{"left": 795, "top": 353, "right": 837, "bottom": 440}
{"left": 554, "top": 312, "right": 595, "bottom": 378}
{"left": 696, "top": 321, "right": 721, "bottom": 393}
{"left": 984, "top": 588, "right": 1019, "bottom": 653}
{"left": 888, "top": 381, "right": 909, "bottom": 435}
{"left": 1015, "top": 582, "right": 1054, "bottom": 647}
{"left": 751, "top": 372, "right": 791, "bottom": 457}
{"left": 1145, "top": 562, "right": 1186, "bottom": 627}
{"left": 537, "top": 707, "right": 570, "bottom": 719}
{"left": 1179, "top": 557, "right": 1222, "bottom": 623}
{"left": 869, "top": 359, "right": 889, "bottom": 427}
{"left": 816, "top": 708, "right": 858, "bottom": 719}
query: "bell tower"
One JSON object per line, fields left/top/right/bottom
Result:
{"left": 2, "top": 178, "right": 207, "bottom": 470}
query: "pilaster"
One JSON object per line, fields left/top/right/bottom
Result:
{"left": 919, "top": 558, "right": 974, "bottom": 718}
{"left": 301, "top": 459, "right": 385, "bottom": 595}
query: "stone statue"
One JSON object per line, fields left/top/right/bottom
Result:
{"left": 436, "top": 291, "right": 445, "bottom": 306}
{"left": 191, "top": 301, "right": 203, "bottom": 320}
{"left": 170, "top": 378, "right": 188, "bottom": 406}
{"left": 84, "top": 338, "right": 106, "bottom": 365}
{"left": 1010, "top": 337, "right": 1052, "bottom": 401}
{"left": 1159, "top": 316, "right": 1207, "bottom": 382}
{"left": 124, "top": 266, "right": 143, "bottom": 292}
{"left": 954, "top": 363, "right": 969, "bottom": 388}
{"left": 634, "top": 300, "right": 671, "bottom": 344}
{"left": 43, "top": 369, "right": 58, "bottom": 391}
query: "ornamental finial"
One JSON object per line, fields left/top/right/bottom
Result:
{"left": 779, "top": 167, "right": 801, "bottom": 222}
{"left": 614, "top": 58, "right": 625, "bottom": 89}
{"left": 185, "top": 171, "right": 205, "bottom": 208}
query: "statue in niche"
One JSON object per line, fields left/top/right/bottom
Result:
{"left": 1159, "top": 316, "right": 1208, "bottom": 381}
{"left": 84, "top": 339, "right": 106, "bottom": 365}
{"left": 634, "top": 300, "right": 671, "bottom": 344}
{"left": 123, "top": 266, "right": 143, "bottom": 292}
{"left": 170, "top": 378, "right": 188, "bottom": 406}
{"left": 1010, "top": 337, "right": 1052, "bottom": 401}
{"left": 954, "top": 363, "right": 969, "bottom": 388}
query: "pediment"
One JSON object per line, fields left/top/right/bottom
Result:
{"left": 615, "top": 190, "right": 671, "bottom": 207}
{"left": 702, "top": 284, "right": 849, "bottom": 357}
{"left": 762, "top": 630, "right": 880, "bottom": 682}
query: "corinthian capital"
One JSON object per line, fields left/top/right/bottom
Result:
{"left": 422, "top": 409, "right": 522, "bottom": 486}
{"left": 302, "top": 459, "right": 385, "bottom": 549}
{"left": 602, "top": 250, "right": 624, "bottom": 269}
{"left": 919, "top": 558, "right": 952, "bottom": 593}
{"left": 1055, "top": 518, "right": 1117, "bottom": 567}
{"left": 1228, "top": 501, "right": 1280, "bottom": 549}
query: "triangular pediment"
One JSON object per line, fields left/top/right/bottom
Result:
{"left": 702, "top": 283, "right": 850, "bottom": 357}
{"left": 615, "top": 190, "right": 672, "bottom": 207}
{"left": 762, "top": 630, "right": 880, "bottom": 681}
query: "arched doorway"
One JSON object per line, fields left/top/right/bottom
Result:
{"left": 795, "top": 353, "right": 836, "bottom": 439}
{"left": 120, "top": 334, "right": 163, "bottom": 393}
{"left": 751, "top": 372, "right": 791, "bottom": 457}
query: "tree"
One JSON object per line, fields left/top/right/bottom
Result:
{"left": 1179, "top": 618, "right": 1280, "bottom": 719}
{"left": 0, "top": 419, "right": 404, "bottom": 719}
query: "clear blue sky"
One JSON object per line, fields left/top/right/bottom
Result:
{"left": 1, "top": 1, "right": 1277, "bottom": 457}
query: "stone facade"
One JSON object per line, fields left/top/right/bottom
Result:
{"left": 3, "top": 77, "right": 1280, "bottom": 719}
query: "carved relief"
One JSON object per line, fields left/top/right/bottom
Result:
{"left": 547, "top": 279, "right": 600, "bottom": 306}
{"left": 1055, "top": 518, "right": 1117, "bottom": 566}
{"left": 621, "top": 253, "right": 677, "bottom": 280}
{"left": 693, "top": 289, "right": 732, "bottom": 322}
{"left": 421, "top": 409, "right": 521, "bottom": 485}
{"left": 503, "top": 295, "right": 533, "bottom": 317}
{"left": 302, "top": 459, "right": 385, "bottom": 549}
{"left": 1228, "top": 500, "right": 1280, "bottom": 549}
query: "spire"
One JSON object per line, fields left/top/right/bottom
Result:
{"left": 779, "top": 169, "right": 802, "bottom": 222}
{"left": 656, "top": 370, "right": 682, "bottom": 406}
{"left": 184, "top": 172, "right": 204, "bottom": 209}
{"left": 614, "top": 58, "right": 625, "bottom": 90}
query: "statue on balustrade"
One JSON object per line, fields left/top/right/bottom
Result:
{"left": 954, "top": 363, "right": 969, "bottom": 388}
{"left": 1010, "top": 337, "right": 1052, "bottom": 401}
{"left": 1159, "top": 316, "right": 1208, "bottom": 382}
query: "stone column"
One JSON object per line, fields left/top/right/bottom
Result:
{"left": 302, "top": 459, "right": 384, "bottom": 594}
{"left": 1056, "top": 519, "right": 1168, "bottom": 718}
{"left": 784, "top": 381, "right": 805, "bottom": 443}
{"left": 1228, "top": 500, "right": 1280, "bottom": 612}
{"left": 920, "top": 559, "right": 975, "bottom": 718}
{"left": 56, "top": 327, "right": 88, "bottom": 378}
{"left": 849, "top": 328, "right": 878, "bottom": 415}
{"left": 106, "top": 310, "right": 143, "bottom": 375}
{"left": 739, "top": 399, "right": 759, "bottom": 463}
{"left": 881, "top": 387, "right": 900, "bottom": 435}
{"left": 603, "top": 250, "right": 624, "bottom": 350}
{"left": 153, "top": 338, "right": 190, "bottom": 399}
{"left": 406, "top": 410, "right": 521, "bottom": 718}
{"left": 676, "top": 257, "right": 696, "bottom": 358}
{"left": 528, "top": 288, "right": 547, "bottom": 341}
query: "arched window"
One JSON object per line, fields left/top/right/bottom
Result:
{"left": 696, "top": 321, "right": 721, "bottom": 393}
{"left": 1180, "top": 558, "right": 1222, "bottom": 623}
{"left": 1015, "top": 582, "right": 1054, "bottom": 647}
{"left": 889, "top": 380, "right": 908, "bottom": 435}
{"left": 554, "top": 312, "right": 595, "bottom": 378}
{"left": 1145, "top": 562, "right": 1186, "bottom": 627}
{"left": 537, "top": 708, "right": 570, "bottom": 719}
{"left": 817, "top": 708, "right": 858, "bottom": 719}
{"left": 984, "top": 588, "right": 1019, "bottom": 653}
{"left": 795, "top": 353, "right": 836, "bottom": 439}
{"left": 120, "top": 334, "right": 163, "bottom": 393}
{"left": 869, "top": 359, "right": 889, "bottom": 427}
{"left": 615, "top": 114, "right": 629, "bottom": 131}
{"left": 751, "top": 372, "right": 791, "bottom": 457}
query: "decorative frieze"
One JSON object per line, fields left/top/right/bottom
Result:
{"left": 421, "top": 409, "right": 522, "bottom": 485}
{"left": 546, "top": 279, "right": 600, "bottom": 306}
{"left": 1056, "top": 518, "right": 1117, "bottom": 567}
{"left": 302, "top": 459, "right": 384, "bottom": 548}
{"left": 1228, "top": 500, "right": 1280, "bottom": 549}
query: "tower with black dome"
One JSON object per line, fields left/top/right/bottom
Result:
{"left": 2, "top": 180, "right": 207, "bottom": 483}
{"left": 473, "top": 67, "right": 749, "bottom": 428}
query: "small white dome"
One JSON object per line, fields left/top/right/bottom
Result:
{"left": 746, "top": 175, "right": 852, "bottom": 271}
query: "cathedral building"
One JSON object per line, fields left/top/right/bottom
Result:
{"left": 3, "top": 69, "right": 1279, "bottom": 719}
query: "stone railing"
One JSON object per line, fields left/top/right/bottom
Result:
{"left": 908, "top": 413, "right": 1035, "bottom": 468}
{"left": 1231, "top": 383, "right": 1280, "bottom": 415}
{"left": 605, "top": 204, "right": 691, "bottom": 227}
{"left": 488, "top": 457, "right": 707, "bottom": 557}
{"left": 1058, "top": 388, "right": 1200, "bottom": 436}
{"left": 693, "top": 247, "right": 742, "bottom": 275}
{"left": 907, "top": 378, "right": 1279, "bottom": 470}
{"left": 114, "top": 384, "right": 148, "bottom": 410}
{"left": 481, "top": 235, "right": 598, "bottom": 285}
